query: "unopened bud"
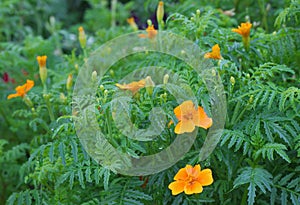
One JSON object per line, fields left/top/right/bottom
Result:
{"left": 78, "top": 26, "right": 87, "bottom": 49}
{"left": 100, "top": 85, "right": 105, "bottom": 91}
{"left": 60, "top": 93, "right": 67, "bottom": 103}
{"left": 75, "top": 64, "right": 79, "bottom": 71}
{"left": 249, "top": 95, "right": 254, "bottom": 103}
{"left": 196, "top": 9, "right": 201, "bottom": 16}
{"left": 246, "top": 73, "right": 250, "bottom": 78}
{"left": 145, "top": 76, "right": 155, "bottom": 95}
{"left": 92, "top": 71, "right": 97, "bottom": 82}
{"left": 211, "top": 69, "right": 216, "bottom": 76}
{"left": 190, "top": 17, "right": 194, "bottom": 21}
{"left": 163, "top": 74, "right": 169, "bottom": 84}
{"left": 163, "top": 92, "right": 167, "bottom": 99}
{"left": 156, "top": 1, "right": 164, "bottom": 24}
{"left": 104, "top": 89, "right": 109, "bottom": 96}
{"left": 147, "top": 19, "right": 152, "bottom": 26}
{"left": 110, "top": 69, "right": 115, "bottom": 77}
{"left": 66, "top": 74, "right": 73, "bottom": 91}
{"left": 36, "top": 55, "right": 47, "bottom": 86}
{"left": 230, "top": 76, "right": 235, "bottom": 85}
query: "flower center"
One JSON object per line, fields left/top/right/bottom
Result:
{"left": 183, "top": 112, "right": 193, "bottom": 120}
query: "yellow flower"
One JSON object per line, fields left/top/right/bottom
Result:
{"left": 204, "top": 44, "right": 222, "bottom": 60}
{"left": 168, "top": 164, "right": 214, "bottom": 195}
{"left": 7, "top": 80, "right": 34, "bottom": 99}
{"left": 127, "top": 17, "right": 138, "bottom": 31}
{"left": 138, "top": 25, "right": 157, "bottom": 39}
{"left": 78, "top": 26, "right": 87, "bottom": 48}
{"left": 232, "top": 22, "right": 252, "bottom": 38}
{"left": 36, "top": 55, "right": 47, "bottom": 85}
{"left": 116, "top": 79, "right": 146, "bottom": 94}
{"left": 173, "top": 100, "right": 212, "bottom": 134}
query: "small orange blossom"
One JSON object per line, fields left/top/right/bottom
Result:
{"left": 168, "top": 164, "right": 213, "bottom": 195}
{"left": 173, "top": 100, "right": 212, "bottom": 134}
{"left": 36, "top": 55, "right": 47, "bottom": 68}
{"left": 204, "top": 44, "right": 222, "bottom": 60}
{"left": 232, "top": 22, "right": 252, "bottom": 38}
{"left": 7, "top": 80, "right": 34, "bottom": 99}
{"left": 139, "top": 25, "right": 157, "bottom": 39}
{"left": 116, "top": 79, "right": 146, "bottom": 94}
{"left": 127, "top": 17, "right": 138, "bottom": 31}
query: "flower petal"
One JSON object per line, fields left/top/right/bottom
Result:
{"left": 184, "top": 181, "right": 203, "bottom": 195}
{"left": 174, "top": 167, "right": 188, "bottom": 180}
{"left": 7, "top": 93, "right": 20, "bottom": 99}
{"left": 168, "top": 181, "right": 186, "bottom": 195}
{"left": 174, "top": 100, "right": 194, "bottom": 120}
{"left": 193, "top": 106, "right": 212, "bottom": 129}
{"left": 187, "top": 164, "right": 201, "bottom": 178}
{"left": 197, "top": 168, "right": 214, "bottom": 186}
{"left": 174, "top": 120, "right": 195, "bottom": 134}
{"left": 25, "top": 80, "right": 34, "bottom": 92}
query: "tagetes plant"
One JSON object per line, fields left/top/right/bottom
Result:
{"left": 173, "top": 100, "right": 212, "bottom": 134}
{"left": 138, "top": 25, "right": 157, "bottom": 39}
{"left": 116, "top": 79, "right": 146, "bottom": 94}
{"left": 168, "top": 164, "right": 213, "bottom": 195}
{"left": 204, "top": 44, "right": 222, "bottom": 60}
{"left": 7, "top": 80, "right": 34, "bottom": 99}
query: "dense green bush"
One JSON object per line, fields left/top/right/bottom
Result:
{"left": 1, "top": 0, "right": 299, "bottom": 204}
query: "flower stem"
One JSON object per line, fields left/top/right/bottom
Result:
{"left": 242, "top": 36, "right": 250, "bottom": 51}
{"left": 43, "top": 94, "right": 55, "bottom": 122}
{"left": 111, "top": 0, "right": 117, "bottom": 28}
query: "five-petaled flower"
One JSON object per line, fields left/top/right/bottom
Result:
{"left": 7, "top": 80, "right": 34, "bottom": 99}
{"left": 173, "top": 100, "right": 212, "bottom": 134}
{"left": 232, "top": 22, "right": 252, "bottom": 38}
{"left": 204, "top": 44, "right": 222, "bottom": 60}
{"left": 138, "top": 25, "right": 157, "bottom": 39}
{"left": 116, "top": 79, "right": 146, "bottom": 94}
{"left": 168, "top": 164, "right": 213, "bottom": 195}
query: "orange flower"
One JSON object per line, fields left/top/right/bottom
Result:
{"left": 36, "top": 55, "right": 47, "bottom": 68}
{"left": 168, "top": 164, "right": 213, "bottom": 195}
{"left": 232, "top": 22, "right": 252, "bottom": 38}
{"left": 204, "top": 44, "right": 222, "bottom": 60}
{"left": 116, "top": 79, "right": 146, "bottom": 94}
{"left": 127, "top": 17, "right": 138, "bottom": 31}
{"left": 138, "top": 25, "right": 157, "bottom": 39}
{"left": 173, "top": 100, "right": 212, "bottom": 134}
{"left": 7, "top": 80, "right": 34, "bottom": 99}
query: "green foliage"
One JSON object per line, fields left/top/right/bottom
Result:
{"left": 234, "top": 167, "right": 273, "bottom": 205}
{"left": 1, "top": 0, "right": 299, "bottom": 204}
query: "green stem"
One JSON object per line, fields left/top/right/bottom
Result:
{"left": 111, "top": 0, "right": 117, "bottom": 28}
{"left": 241, "top": 186, "right": 248, "bottom": 205}
{"left": 44, "top": 94, "right": 55, "bottom": 122}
